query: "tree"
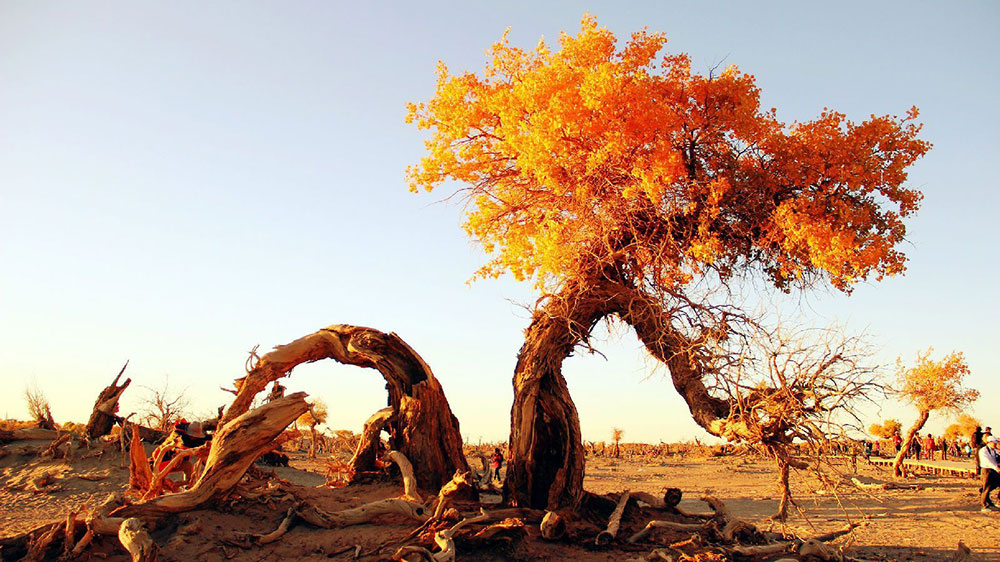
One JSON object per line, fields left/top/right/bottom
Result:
{"left": 611, "top": 428, "right": 624, "bottom": 458}
{"left": 869, "top": 419, "right": 902, "bottom": 440}
{"left": 718, "top": 323, "right": 883, "bottom": 520}
{"left": 944, "top": 414, "right": 980, "bottom": 441}
{"left": 891, "top": 349, "right": 977, "bottom": 476}
{"left": 222, "top": 324, "right": 468, "bottom": 491}
{"left": 298, "top": 399, "right": 329, "bottom": 459}
{"left": 408, "top": 16, "right": 929, "bottom": 509}
{"left": 138, "top": 377, "right": 190, "bottom": 431}
{"left": 24, "top": 384, "right": 56, "bottom": 430}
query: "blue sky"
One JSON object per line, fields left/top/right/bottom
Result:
{"left": 1, "top": 1, "right": 997, "bottom": 443}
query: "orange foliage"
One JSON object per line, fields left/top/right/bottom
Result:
{"left": 407, "top": 15, "right": 929, "bottom": 294}
{"left": 869, "top": 419, "right": 901, "bottom": 439}
{"left": 896, "top": 348, "right": 978, "bottom": 414}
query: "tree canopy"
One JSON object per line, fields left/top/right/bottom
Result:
{"left": 407, "top": 15, "right": 929, "bottom": 296}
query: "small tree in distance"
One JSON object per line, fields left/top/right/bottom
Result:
{"left": 611, "top": 428, "right": 624, "bottom": 458}
{"left": 138, "top": 377, "right": 190, "bottom": 431}
{"left": 24, "top": 384, "right": 56, "bottom": 430}
{"left": 298, "top": 399, "right": 329, "bottom": 459}
{"left": 891, "top": 349, "right": 977, "bottom": 477}
{"left": 943, "top": 413, "right": 980, "bottom": 441}
{"left": 869, "top": 419, "right": 902, "bottom": 440}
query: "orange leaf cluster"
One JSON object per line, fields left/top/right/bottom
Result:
{"left": 407, "top": 15, "right": 929, "bottom": 294}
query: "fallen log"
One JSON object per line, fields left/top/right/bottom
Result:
{"left": 116, "top": 393, "right": 309, "bottom": 518}
{"left": 0, "top": 427, "right": 59, "bottom": 443}
{"left": 627, "top": 519, "right": 712, "bottom": 544}
{"left": 595, "top": 489, "right": 630, "bottom": 546}
{"left": 296, "top": 498, "right": 428, "bottom": 528}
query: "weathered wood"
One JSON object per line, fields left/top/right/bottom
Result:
{"left": 117, "top": 393, "right": 309, "bottom": 518}
{"left": 386, "top": 450, "right": 421, "bottom": 502}
{"left": 0, "top": 427, "right": 59, "bottom": 443}
{"left": 595, "top": 490, "right": 630, "bottom": 546}
{"left": 627, "top": 519, "right": 712, "bottom": 544}
{"left": 539, "top": 511, "right": 565, "bottom": 540}
{"left": 222, "top": 324, "right": 468, "bottom": 491}
{"left": 297, "top": 498, "right": 428, "bottom": 528}
{"left": 349, "top": 406, "right": 394, "bottom": 479}
{"left": 85, "top": 361, "right": 132, "bottom": 439}
{"left": 119, "top": 518, "right": 158, "bottom": 562}
{"left": 432, "top": 471, "right": 472, "bottom": 520}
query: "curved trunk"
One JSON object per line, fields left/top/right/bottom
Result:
{"left": 504, "top": 275, "right": 740, "bottom": 511}
{"left": 504, "top": 278, "right": 620, "bottom": 510}
{"left": 892, "top": 409, "right": 930, "bottom": 477}
{"left": 222, "top": 324, "right": 467, "bottom": 491}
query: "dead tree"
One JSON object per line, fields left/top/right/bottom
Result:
{"left": 85, "top": 362, "right": 132, "bottom": 439}
{"left": 118, "top": 393, "right": 309, "bottom": 518}
{"left": 221, "top": 324, "right": 468, "bottom": 491}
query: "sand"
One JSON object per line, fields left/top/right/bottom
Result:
{"left": 2, "top": 439, "right": 998, "bottom": 561}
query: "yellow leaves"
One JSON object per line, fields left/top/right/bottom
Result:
{"left": 406, "top": 15, "right": 928, "bottom": 296}
{"left": 897, "top": 348, "right": 978, "bottom": 413}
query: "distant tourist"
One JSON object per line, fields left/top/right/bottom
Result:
{"left": 490, "top": 447, "right": 504, "bottom": 482}
{"left": 977, "top": 435, "right": 1000, "bottom": 512}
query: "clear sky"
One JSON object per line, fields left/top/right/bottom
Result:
{"left": 2, "top": 1, "right": 997, "bottom": 444}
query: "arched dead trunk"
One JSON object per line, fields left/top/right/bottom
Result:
{"left": 222, "top": 324, "right": 467, "bottom": 491}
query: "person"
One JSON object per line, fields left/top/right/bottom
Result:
{"left": 922, "top": 434, "right": 934, "bottom": 460}
{"left": 973, "top": 426, "right": 985, "bottom": 475}
{"left": 893, "top": 433, "right": 902, "bottom": 454}
{"left": 490, "top": 447, "right": 504, "bottom": 482}
{"left": 978, "top": 435, "right": 1000, "bottom": 512}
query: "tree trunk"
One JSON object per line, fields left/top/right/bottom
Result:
{"left": 348, "top": 407, "right": 394, "bottom": 479}
{"left": 504, "top": 277, "right": 620, "bottom": 511}
{"left": 85, "top": 362, "right": 131, "bottom": 439}
{"left": 892, "top": 409, "right": 930, "bottom": 477}
{"left": 221, "top": 324, "right": 467, "bottom": 491}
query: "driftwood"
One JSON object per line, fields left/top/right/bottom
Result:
{"left": 632, "top": 488, "right": 682, "bottom": 509}
{"left": 85, "top": 361, "right": 132, "bottom": 439}
{"left": 539, "top": 511, "right": 566, "bottom": 540}
{"left": 222, "top": 324, "right": 469, "bottom": 491}
{"left": 628, "top": 520, "right": 712, "bottom": 544}
{"left": 117, "top": 393, "right": 309, "bottom": 518}
{"left": 386, "top": 450, "right": 421, "bottom": 502}
{"left": 595, "top": 489, "right": 630, "bottom": 546}
{"left": 119, "top": 517, "right": 158, "bottom": 562}
{"left": 432, "top": 471, "right": 472, "bottom": 519}
{"left": 297, "top": 498, "right": 428, "bottom": 528}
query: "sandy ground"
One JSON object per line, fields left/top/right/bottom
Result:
{"left": 2, "top": 440, "right": 998, "bottom": 561}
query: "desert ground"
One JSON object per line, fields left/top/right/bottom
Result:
{"left": 1, "top": 434, "right": 997, "bottom": 562}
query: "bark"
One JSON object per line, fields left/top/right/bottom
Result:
{"left": 348, "top": 406, "right": 394, "bottom": 479}
{"left": 0, "top": 427, "right": 59, "bottom": 443}
{"left": 892, "top": 409, "right": 930, "bottom": 477}
{"left": 505, "top": 276, "right": 621, "bottom": 510}
{"left": 85, "top": 362, "right": 132, "bottom": 439}
{"left": 504, "top": 272, "right": 733, "bottom": 511}
{"left": 594, "top": 490, "right": 630, "bottom": 546}
{"left": 222, "top": 324, "right": 467, "bottom": 491}
{"left": 117, "top": 393, "right": 309, "bottom": 518}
